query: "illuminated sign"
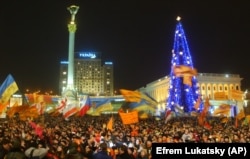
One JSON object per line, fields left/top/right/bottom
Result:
{"left": 105, "top": 62, "right": 113, "bottom": 65}
{"left": 79, "top": 52, "right": 97, "bottom": 58}
{"left": 60, "top": 61, "right": 69, "bottom": 64}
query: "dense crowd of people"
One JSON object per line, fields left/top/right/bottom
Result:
{"left": 0, "top": 114, "right": 249, "bottom": 159}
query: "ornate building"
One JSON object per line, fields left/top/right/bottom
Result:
{"left": 197, "top": 73, "right": 242, "bottom": 100}
{"left": 139, "top": 73, "right": 245, "bottom": 115}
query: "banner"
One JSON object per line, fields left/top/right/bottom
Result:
{"left": 119, "top": 111, "right": 138, "bottom": 124}
{"left": 214, "top": 92, "right": 228, "bottom": 100}
{"left": 230, "top": 90, "right": 244, "bottom": 101}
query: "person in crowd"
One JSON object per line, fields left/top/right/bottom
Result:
{"left": 24, "top": 139, "right": 49, "bottom": 159}
{"left": 0, "top": 138, "right": 11, "bottom": 159}
{"left": 65, "top": 142, "right": 83, "bottom": 159}
{"left": 53, "top": 144, "right": 66, "bottom": 159}
{"left": 116, "top": 145, "right": 134, "bottom": 159}
{"left": 181, "top": 129, "right": 193, "bottom": 142}
{"left": 93, "top": 142, "right": 112, "bottom": 159}
{"left": 4, "top": 138, "right": 26, "bottom": 159}
{"left": 136, "top": 149, "right": 149, "bottom": 159}
{"left": 82, "top": 145, "right": 94, "bottom": 159}
{"left": 127, "top": 147, "right": 136, "bottom": 159}
{"left": 144, "top": 140, "right": 152, "bottom": 156}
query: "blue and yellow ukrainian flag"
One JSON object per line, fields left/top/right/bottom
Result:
{"left": 88, "top": 99, "right": 113, "bottom": 116}
{"left": 0, "top": 74, "right": 19, "bottom": 105}
{"left": 95, "top": 99, "right": 113, "bottom": 113}
{"left": 129, "top": 99, "right": 156, "bottom": 114}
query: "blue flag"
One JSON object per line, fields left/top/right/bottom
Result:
{"left": 0, "top": 74, "right": 19, "bottom": 104}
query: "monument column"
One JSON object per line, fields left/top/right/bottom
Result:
{"left": 62, "top": 5, "right": 79, "bottom": 98}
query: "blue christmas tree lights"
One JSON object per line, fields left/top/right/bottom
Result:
{"left": 166, "top": 17, "right": 200, "bottom": 113}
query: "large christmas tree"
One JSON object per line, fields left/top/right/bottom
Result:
{"left": 166, "top": 17, "right": 200, "bottom": 113}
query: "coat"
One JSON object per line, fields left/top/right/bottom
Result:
{"left": 93, "top": 151, "right": 112, "bottom": 159}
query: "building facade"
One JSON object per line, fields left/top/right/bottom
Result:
{"left": 139, "top": 73, "right": 245, "bottom": 115}
{"left": 197, "top": 73, "right": 242, "bottom": 100}
{"left": 59, "top": 52, "right": 114, "bottom": 96}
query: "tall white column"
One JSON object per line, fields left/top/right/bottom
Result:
{"left": 62, "top": 5, "right": 79, "bottom": 99}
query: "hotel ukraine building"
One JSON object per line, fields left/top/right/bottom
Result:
{"left": 59, "top": 52, "right": 114, "bottom": 96}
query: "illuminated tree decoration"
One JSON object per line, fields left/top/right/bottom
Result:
{"left": 166, "top": 17, "right": 200, "bottom": 113}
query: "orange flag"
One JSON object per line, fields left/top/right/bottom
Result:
{"left": 230, "top": 90, "right": 244, "bottom": 101}
{"left": 0, "top": 103, "right": 8, "bottom": 114}
{"left": 213, "top": 104, "right": 231, "bottom": 116}
{"left": 221, "top": 117, "right": 229, "bottom": 123}
{"left": 193, "top": 96, "right": 201, "bottom": 110}
{"left": 183, "top": 76, "right": 192, "bottom": 86}
{"left": 119, "top": 111, "right": 138, "bottom": 125}
{"left": 173, "top": 65, "right": 197, "bottom": 86}
{"left": 235, "top": 118, "right": 238, "bottom": 128}
{"left": 107, "top": 117, "right": 113, "bottom": 131}
{"left": 18, "top": 105, "right": 39, "bottom": 120}
{"left": 201, "top": 97, "right": 210, "bottom": 117}
{"left": 198, "top": 115, "right": 205, "bottom": 126}
{"left": 173, "top": 65, "right": 197, "bottom": 77}
{"left": 120, "top": 89, "right": 141, "bottom": 102}
{"left": 198, "top": 97, "right": 210, "bottom": 126}
{"left": 214, "top": 92, "right": 227, "bottom": 100}
{"left": 236, "top": 109, "right": 245, "bottom": 120}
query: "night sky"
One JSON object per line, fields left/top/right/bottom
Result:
{"left": 0, "top": 0, "right": 250, "bottom": 94}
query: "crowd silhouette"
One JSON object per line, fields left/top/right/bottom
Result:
{"left": 0, "top": 114, "right": 249, "bottom": 159}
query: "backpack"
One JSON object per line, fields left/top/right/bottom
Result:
{"left": 29, "top": 149, "right": 40, "bottom": 159}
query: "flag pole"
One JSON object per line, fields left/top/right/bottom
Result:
{"left": 224, "top": 115, "right": 229, "bottom": 128}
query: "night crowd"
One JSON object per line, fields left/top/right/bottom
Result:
{"left": 0, "top": 114, "right": 249, "bottom": 159}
